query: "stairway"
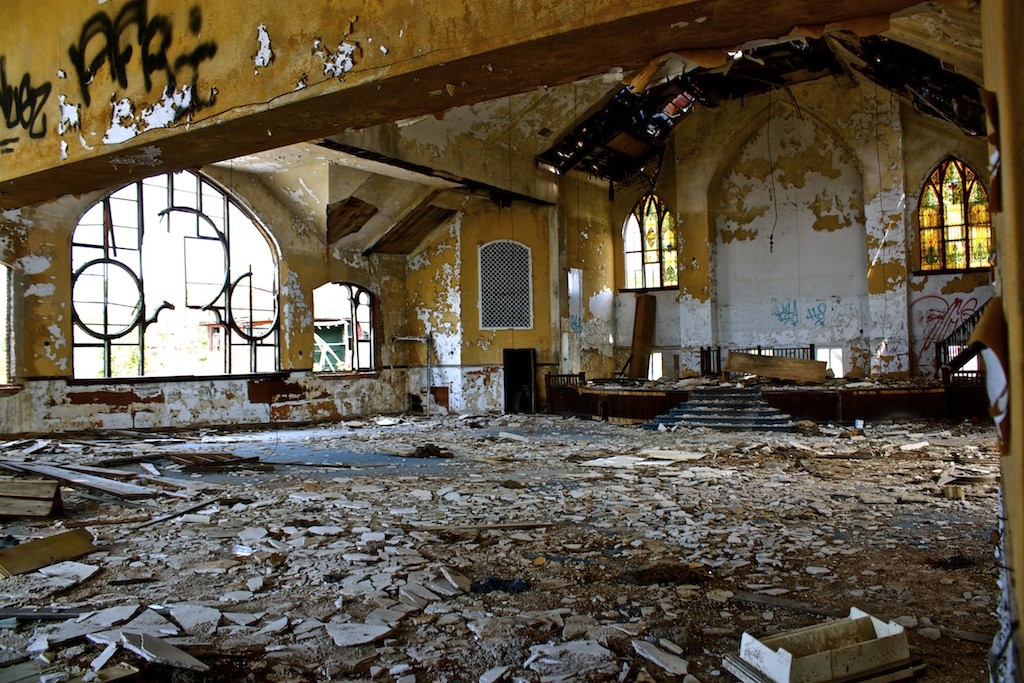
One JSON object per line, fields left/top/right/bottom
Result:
{"left": 935, "top": 297, "right": 990, "bottom": 384}
{"left": 643, "top": 386, "right": 794, "bottom": 431}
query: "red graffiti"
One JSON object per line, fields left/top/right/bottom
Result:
{"left": 912, "top": 295, "right": 978, "bottom": 364}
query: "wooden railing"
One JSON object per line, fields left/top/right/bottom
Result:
{"left": 701, "top": 345, "right": 816, "bottom": 377}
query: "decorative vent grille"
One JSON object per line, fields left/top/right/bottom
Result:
{"left": 479, "top": 241, "right": 532, "bottom": 329}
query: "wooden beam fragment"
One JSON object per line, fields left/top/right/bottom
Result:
{"left": 0, "top": 462, "right": 157, "bottom": 499}
{"left": 0, "top": 529, "right": 96, "bottom": 578}
{"left": 0, "top": 480, "right": 62, "bottom": 517}
{"left": 724, "top": 352, "right": 828, "bottom": 383}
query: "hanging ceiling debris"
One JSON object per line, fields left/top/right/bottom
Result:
{"left": 538, "top": 32, "right": 984, "bottom": 185}
{"left": 830, "top": 34, "right": 986, "bottom": 136}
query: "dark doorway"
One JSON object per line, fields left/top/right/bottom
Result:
{"left": 503, "top": 348, "right": 537, "bottom": 414}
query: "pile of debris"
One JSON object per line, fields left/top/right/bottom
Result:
{"left": 0, "top": 415, "right": 1000, "bottom": 681}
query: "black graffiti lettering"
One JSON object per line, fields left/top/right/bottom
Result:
{"left": 140, "top": 16, "right": 173, "bottom": 95}
{"left": 68, "top": 0, "right": 218, "bottom": 116}
{"left": 172, "top": 42, "right": 218, "bottom": 119}
{"left": 0, "top": 56, "right": 51, "bottom": 139}
{"left": 68, "top": 0, "right": 148, "bottom": 106}
{"left": 1, "top": 136, "right": 18, "bottom": 153}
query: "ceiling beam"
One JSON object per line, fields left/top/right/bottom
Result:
{"left": 1, "top": 0, "right": 927, "bottom": 208}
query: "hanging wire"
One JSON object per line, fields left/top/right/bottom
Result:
{"left": 766, "top": 89, "right": 779, "bottom": 253}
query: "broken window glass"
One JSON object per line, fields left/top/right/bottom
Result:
{"left": 312, "top": 282, "right": 376, "bottom": 372}
{"left": 622, "top": 194, "right": 678, "bottom": 289}
{"left": 70, "top": 171, "right": 279, "bottom": 379}
{"left": 918, "top": 157, "right": 992, "bottom": 272}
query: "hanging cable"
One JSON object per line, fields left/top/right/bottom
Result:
{"left": 766, "top": 89, "right": 779, "bottom": 253}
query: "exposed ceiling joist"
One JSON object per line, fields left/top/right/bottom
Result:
{"left": 365, "top": 193, "right": 458, "bottom": 255}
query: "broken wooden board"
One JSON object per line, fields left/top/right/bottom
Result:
{"left": 168, "top": 453, "right": 275, "bottom": 472}
{"left": 0, "top": 479, "right": 62, "bottom": 517}
{"left": 724, "top": 352, "right": 827, "bottom": 383}
{"left": 0, "top": 528, "right": 96, "bottom": 578}
{"left": 0, "top": 462, "right": 157, "bottom": 499}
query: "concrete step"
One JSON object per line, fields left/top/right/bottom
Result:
{"left": 643, "top": 386, "right": 795, "bottom": 432}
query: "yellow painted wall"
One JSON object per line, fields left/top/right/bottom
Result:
{"left": 460, "top": 205, "right": 554, "bottom": 367}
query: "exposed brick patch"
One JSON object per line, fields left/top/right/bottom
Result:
{"left": 67, "top": 390, "right": 164, "bottom": 406}
{"left": 248, "top": 377, "right": 306, "bottom": 403}
{"left": 270, "top": 400, "right": 340, "bottom": 423}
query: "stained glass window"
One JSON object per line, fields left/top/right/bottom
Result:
{"left": 623, "top": 194, "right": 678, "bottom": 289}
{"left": 918, "top": 158, "right": 992, "bottom": 271}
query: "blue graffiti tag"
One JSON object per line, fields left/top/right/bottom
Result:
{"left": 771, "top": 299, "right": 799, "bottom": 326}
{"left": 806, "top": 302, "right": 827, "bottom": 327}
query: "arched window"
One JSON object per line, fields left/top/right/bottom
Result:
{"left": 479, "top": 240, "right": 533, "bottom": 330}
{"left": 312, "top": 282, "right": 375, "bottom": 372}
{"left": 71, "top": 170, "right": 279, "bottom": 378}
{"left": 623, "top": 193, "right": 677, "bottom": 289}
{"left": 918, "top": 157, "right": 992, "bottom": 271}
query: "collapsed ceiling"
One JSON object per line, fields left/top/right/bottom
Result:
{"left": 537, "top": 28, "right": 986, "bottom": 185}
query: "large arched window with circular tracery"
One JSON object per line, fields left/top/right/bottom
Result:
{"left": 71, "top": 170, "right": 279, "bottom": 378}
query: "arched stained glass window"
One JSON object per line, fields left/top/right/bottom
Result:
{"left": 623, "top": 194, "right": 677, "bottom": 289}
{"left": 918, "top": 157, "right": 992, "bottom": 271}
{"left": 71, "top": 170, "right": 279, "bottom": 378}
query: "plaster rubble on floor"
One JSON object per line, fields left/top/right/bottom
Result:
{"left": 0, "top": 413, "right": 1000, "bottom": 681}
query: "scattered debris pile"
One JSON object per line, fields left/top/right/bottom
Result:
{"left": 0, "top": 415, "right": 1000, "bottom": 681}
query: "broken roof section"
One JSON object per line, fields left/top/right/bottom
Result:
{"left": 538, "top": 32, "right": 984, "bottom": 184}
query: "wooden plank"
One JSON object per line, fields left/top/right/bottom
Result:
{"left": 134, "top": 498, "right": 221, "bottom": 529}
{"left": 0, "top": 462, "right": 156, "bottom": 499}
{"left": 0, "top": 479, "right": 60, "bottom": 499}
{"left": 724, "top": 351, "right": 828, "bottom": 383}
{"left": 0, "top": 529, "right": 96, "bottom": 578}
{"left": 0, "top": 497, "right": 59, "bottom": 517}
{"left": 0, "top": 480, "right": 62, "bottom": 517}
{"left": 626, "top": 294, "right": 656, "bottom": 378}
{"left": 410, "top": 521, "right": 559, "bottom": 532}
{"left": 733, "top": 591, "right": 844, "bottom": 618}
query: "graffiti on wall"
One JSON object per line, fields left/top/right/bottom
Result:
{"left": 771, "top": 299, "right": 799, "bottom": 326}
{"left": 806, "top": 302, "right": 827, "bottom": 327}
{"left": 912, "top": 295, "right": 979, "bottom": 363}
{"left": 0, "top": 56, "right": 52, "bottom": 152}
{"left": 69, "top": 1, "right": 218, "bottom": 114}
{"left": 770, "top": 299, "right": 830, "bottom": 328}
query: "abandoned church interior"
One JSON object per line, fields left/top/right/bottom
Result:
{"left": 0, "top": 0, "right": 1022, "bottom": 681}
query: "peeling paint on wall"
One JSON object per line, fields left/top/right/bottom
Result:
{"left": 24, "top": 283, "right": 54, "bottom": 298}
{"left": 314, "top": 40, "right": 357, "bottom": 79}
{"left": 714, "top": 105, "right": 869, "bottom": 355}
{"left": 254, "top": 24, "right": 274, "bottom": 72}
{"left": 103, "top": 85, "right": 215, "bottom": 144}
{"left": 15, "top": 254, "right": 50, "bottom": 276}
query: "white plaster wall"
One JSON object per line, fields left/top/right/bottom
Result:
{"left": 714, "top": 108, "right": 869, "bottom": 356}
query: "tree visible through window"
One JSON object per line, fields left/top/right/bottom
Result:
{"left": 623, "top": 193, "right": 677, "bottom": 289}
{"left": 312, "top": 282, "right": 375, "bottom": 372}
{"left": 71, "top": 171, "right": 279, "bottom": 378}
{"left": 918, "top": 157, "right": 992, "bottom": 271}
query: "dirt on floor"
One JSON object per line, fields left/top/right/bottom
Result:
{"left": 0, "top": 414, "right": 1001, "bottom": 682}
